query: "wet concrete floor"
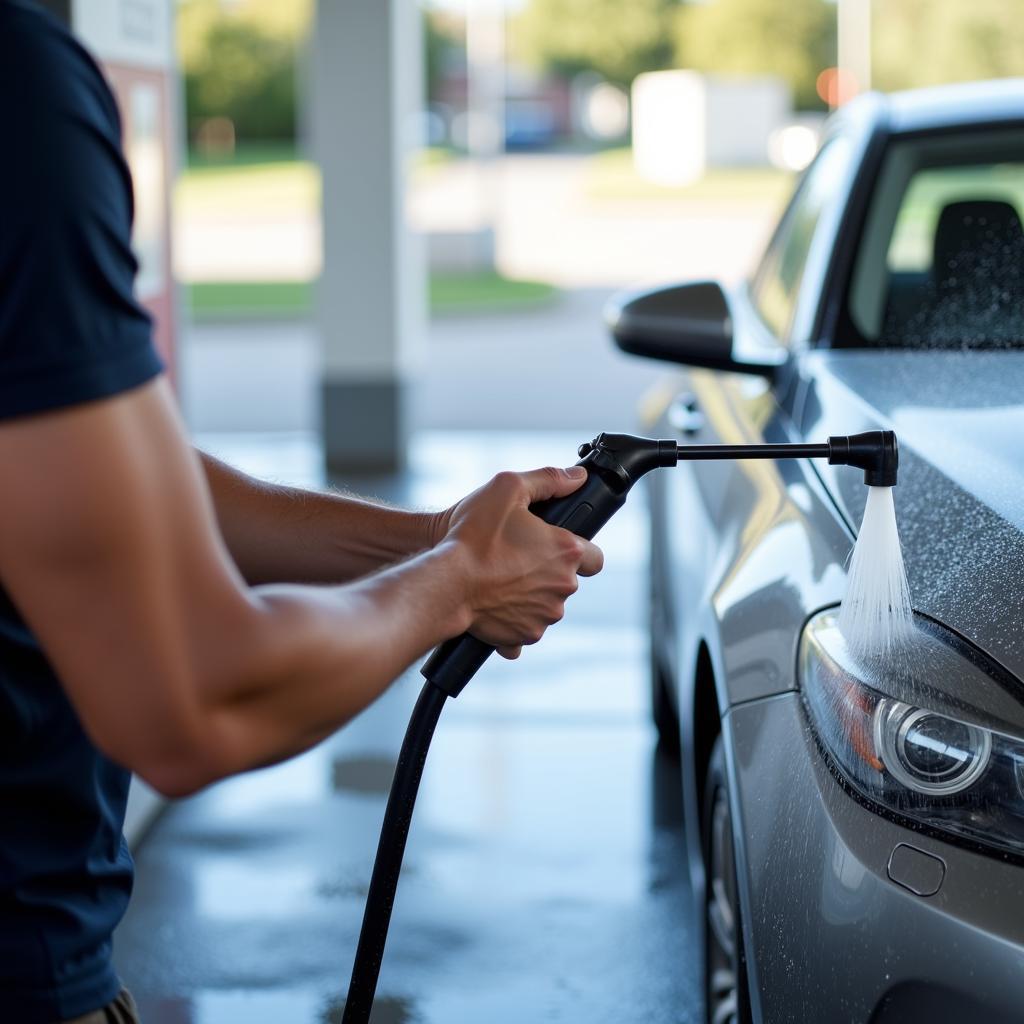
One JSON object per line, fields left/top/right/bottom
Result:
{"left": 114, "top": 431, "right": 701, "bottom": 1024}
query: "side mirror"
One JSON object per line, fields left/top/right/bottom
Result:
{"left": 606, "top": 280, "right": 782, "bottom": 377}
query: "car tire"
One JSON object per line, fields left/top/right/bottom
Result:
{"left": 703, "top": 735, "right": 752, "bottom": 1024}
{"left": 649, "top": 594, "right": 680, "bottom": 756}
{"left": 650, "top": 645, "right": 681, "bottom": 757}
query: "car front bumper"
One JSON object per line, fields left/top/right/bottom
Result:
{"left": 724, "top": 691, "right": 1024, "bottom": 1024}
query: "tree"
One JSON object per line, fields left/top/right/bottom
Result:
{"left": 872, "top": 0, "right": 1024, "bottom": 92}
{"left": 425, "top": 9, "right": 464, "bottom": 105}
{"left": 514, "top": 0, "right": 678, "bottom": 87}
{"left": 674, "top": 0, "right": 835, "bottom": 110}
{"left": 177, "top": 0, "right": 313, "bottom": 143}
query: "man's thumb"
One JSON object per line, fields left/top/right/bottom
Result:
{"left": 519, "top": 465, "right": 587, "bottom": 503}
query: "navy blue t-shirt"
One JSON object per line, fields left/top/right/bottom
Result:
{"left": 0, "top": 2, "right": 164, "bottom": 1019}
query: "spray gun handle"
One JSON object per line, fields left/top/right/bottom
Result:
{"left": 421, "top": 462, "right": 629, "bottom": 698}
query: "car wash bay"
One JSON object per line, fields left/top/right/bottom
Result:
{"left": 113, "top": 432, "right": 701, "bottom": 1024}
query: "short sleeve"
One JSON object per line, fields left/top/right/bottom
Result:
{"left": 0, "top": 6, "right": 164, "bottom": 421}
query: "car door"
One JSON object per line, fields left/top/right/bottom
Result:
{"left": 646, "top": 133, "right": 861, "bottom": 888}
{"left": 655, "top": 134, "right": 856, "bottom": 694}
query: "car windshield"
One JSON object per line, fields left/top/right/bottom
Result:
{"left": 842, "top": 128, "right": 1024, "bottom": 349}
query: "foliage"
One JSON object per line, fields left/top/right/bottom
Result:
{"left": 425, "top": 9, "right": 463, "bottom": 104}
{"left": 178, "top": 1, "right": 466, "bottom": 142}
{"left": 183, "top": 21, "right": 296, "bottom": 140}
{"left": 872, "top": 0, "right": 1024, "bottom": 92}
{"left": 176, "top": 0, "right": 1024, "bottom": 144}
{"left": 674, "top": 0, "right": 835, "bottom": 110}
{"left": 177, "top": 0, "right": 312, "bottom": 142}
{"left": 514, "top": 0, "right": 678, "bottom": 87}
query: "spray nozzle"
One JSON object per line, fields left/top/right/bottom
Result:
{"left": 827, "top": 430, "right": 899, "bottom": 487}
{"left": 577, "top": 430, "right": 900, "bottom": 490}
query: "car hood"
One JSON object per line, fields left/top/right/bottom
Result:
{"left": 801, "top": 349, "right": 1024, "bottom": 680}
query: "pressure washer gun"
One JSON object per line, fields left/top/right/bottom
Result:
{"left": 341, "top": 429, "right": 899, "bottom": 1024}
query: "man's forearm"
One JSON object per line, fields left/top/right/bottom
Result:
{"left": 184, "top": 540, "right": 473, "bottom": 792}
{"left": 199, "top": 450, "right": 439, "bottom": 584}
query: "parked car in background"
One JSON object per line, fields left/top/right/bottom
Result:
{"left": 607, "top": 79, "right": 1024, "bottom": 1024}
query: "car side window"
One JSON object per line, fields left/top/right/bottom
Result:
{"left": 887, "top": 166, "right": 1024, "bottom": 346}
{"left": 750, "top": 139, "right": 850, "bottom": 343}
{"left": 842, "top": 128, "right": 1024, "bottom": 350}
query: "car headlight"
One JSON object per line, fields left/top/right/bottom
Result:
{"left": 800, "top": 610, "right": 1024, "bottom": 859}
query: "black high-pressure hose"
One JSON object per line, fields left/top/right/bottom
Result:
{"left": 340, "top": 429, "right": 898, "bottom": 1023}
{"left": 340, "top": 683, "right": 447, "bottom": 1021}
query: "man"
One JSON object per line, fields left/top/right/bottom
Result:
{"left": 0, "top": 3, "right": 603, "bottom": 1021}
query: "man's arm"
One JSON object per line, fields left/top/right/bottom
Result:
{"left": 199, "top": 452, "right": 440, "bottom": 585}
{"left": 0, "top": 379, "right": 601, "bottom": 798}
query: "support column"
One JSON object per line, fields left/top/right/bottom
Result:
{"left": 311, "top": 0, "right": 425, "bottom": 473}
{"left": 838, "top": 0, "right": 872, "bottom": 98}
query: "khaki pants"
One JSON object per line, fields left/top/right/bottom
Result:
{"left": 58, "top": 989, "right": 140, "bottom": 1024}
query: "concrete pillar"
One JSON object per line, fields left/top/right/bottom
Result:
{"left": 838, "top": 0, "right": 872, "bottom": 97}
{"left": 311, "top": 0, "right": 425, "bottom": 472}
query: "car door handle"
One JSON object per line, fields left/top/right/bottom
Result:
{"left": 667, "top": 394, "right": 705, "bottom": 436}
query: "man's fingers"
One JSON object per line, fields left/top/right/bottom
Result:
{"left": 516, "top": 465, "right": 587, "bottom": 505}
{"left": 497, "top": 645, "right": 523, "bottom": 660}
{"left": 576, "top": 539, "right": 604, "bottom": 578}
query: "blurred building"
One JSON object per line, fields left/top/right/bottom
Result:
{"left": 43, "top": 0, "right": 179, "bottom": 373}
{"left": 633, "top": 70, "right": 792, "bottom": 186}
{"left": 436, "top": 62, "right": 574, "bottom": 150}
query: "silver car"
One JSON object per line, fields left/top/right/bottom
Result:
{"left": 608, "top": 80, "right": 1024, "bottom": 1023}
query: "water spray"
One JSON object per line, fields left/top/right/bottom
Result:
{"left": 838, "top": 487, "right": 913, "bottom": 661}
{"left": 340, "top": 429, "right": 902, "bottom": 1023}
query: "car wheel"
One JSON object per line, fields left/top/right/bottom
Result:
{"left": 651, "top": 655, "right": 680, "bottom": 756}
{"left": 649, "top": 605, "right": 680, "bottom": 756}
{"left": 703, "top": 736, "right": 751, "bottom": 1024}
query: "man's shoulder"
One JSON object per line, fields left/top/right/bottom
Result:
{"left": 0, "top": 1, "right": 120, "bottom": 139}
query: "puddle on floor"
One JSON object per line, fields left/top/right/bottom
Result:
{"left": 332, "top": 755, "right": 398, "bottom": 796}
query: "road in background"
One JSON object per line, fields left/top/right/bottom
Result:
{"left": 180, "top": 289, "right": 675, "bottom": 434}
{"left": 176, "top": 153, "right": 780, "bottom": 290}
{"left": 409, "top": 153, "right": 780, "bottom": 289}
{"left": 177, "top": 153, "right": 781, "bottom": 435}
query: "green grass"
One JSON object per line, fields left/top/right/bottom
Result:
{"left": 585, "top": 147, "right": 794, "bottom": 205}
{"left": 428, "top": 271, "right": 556, "bottom": 313}
{"left": 186, "top": 280, "right": 313, "bottom": 319}
{"left": 178, "top": 144, "right": 452, "bottom": 217}
{"left": 186, "top": 142, "right": 301, "bottom": 172}
{"left": 186, "top": 273, "right": 558, "bottom": 320}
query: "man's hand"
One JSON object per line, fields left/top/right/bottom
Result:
{"left": 198, "top": 455, "right": 605, "bottom": 660}
{"left": 434, "top": 467, "right": 604, "bottom": 658}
